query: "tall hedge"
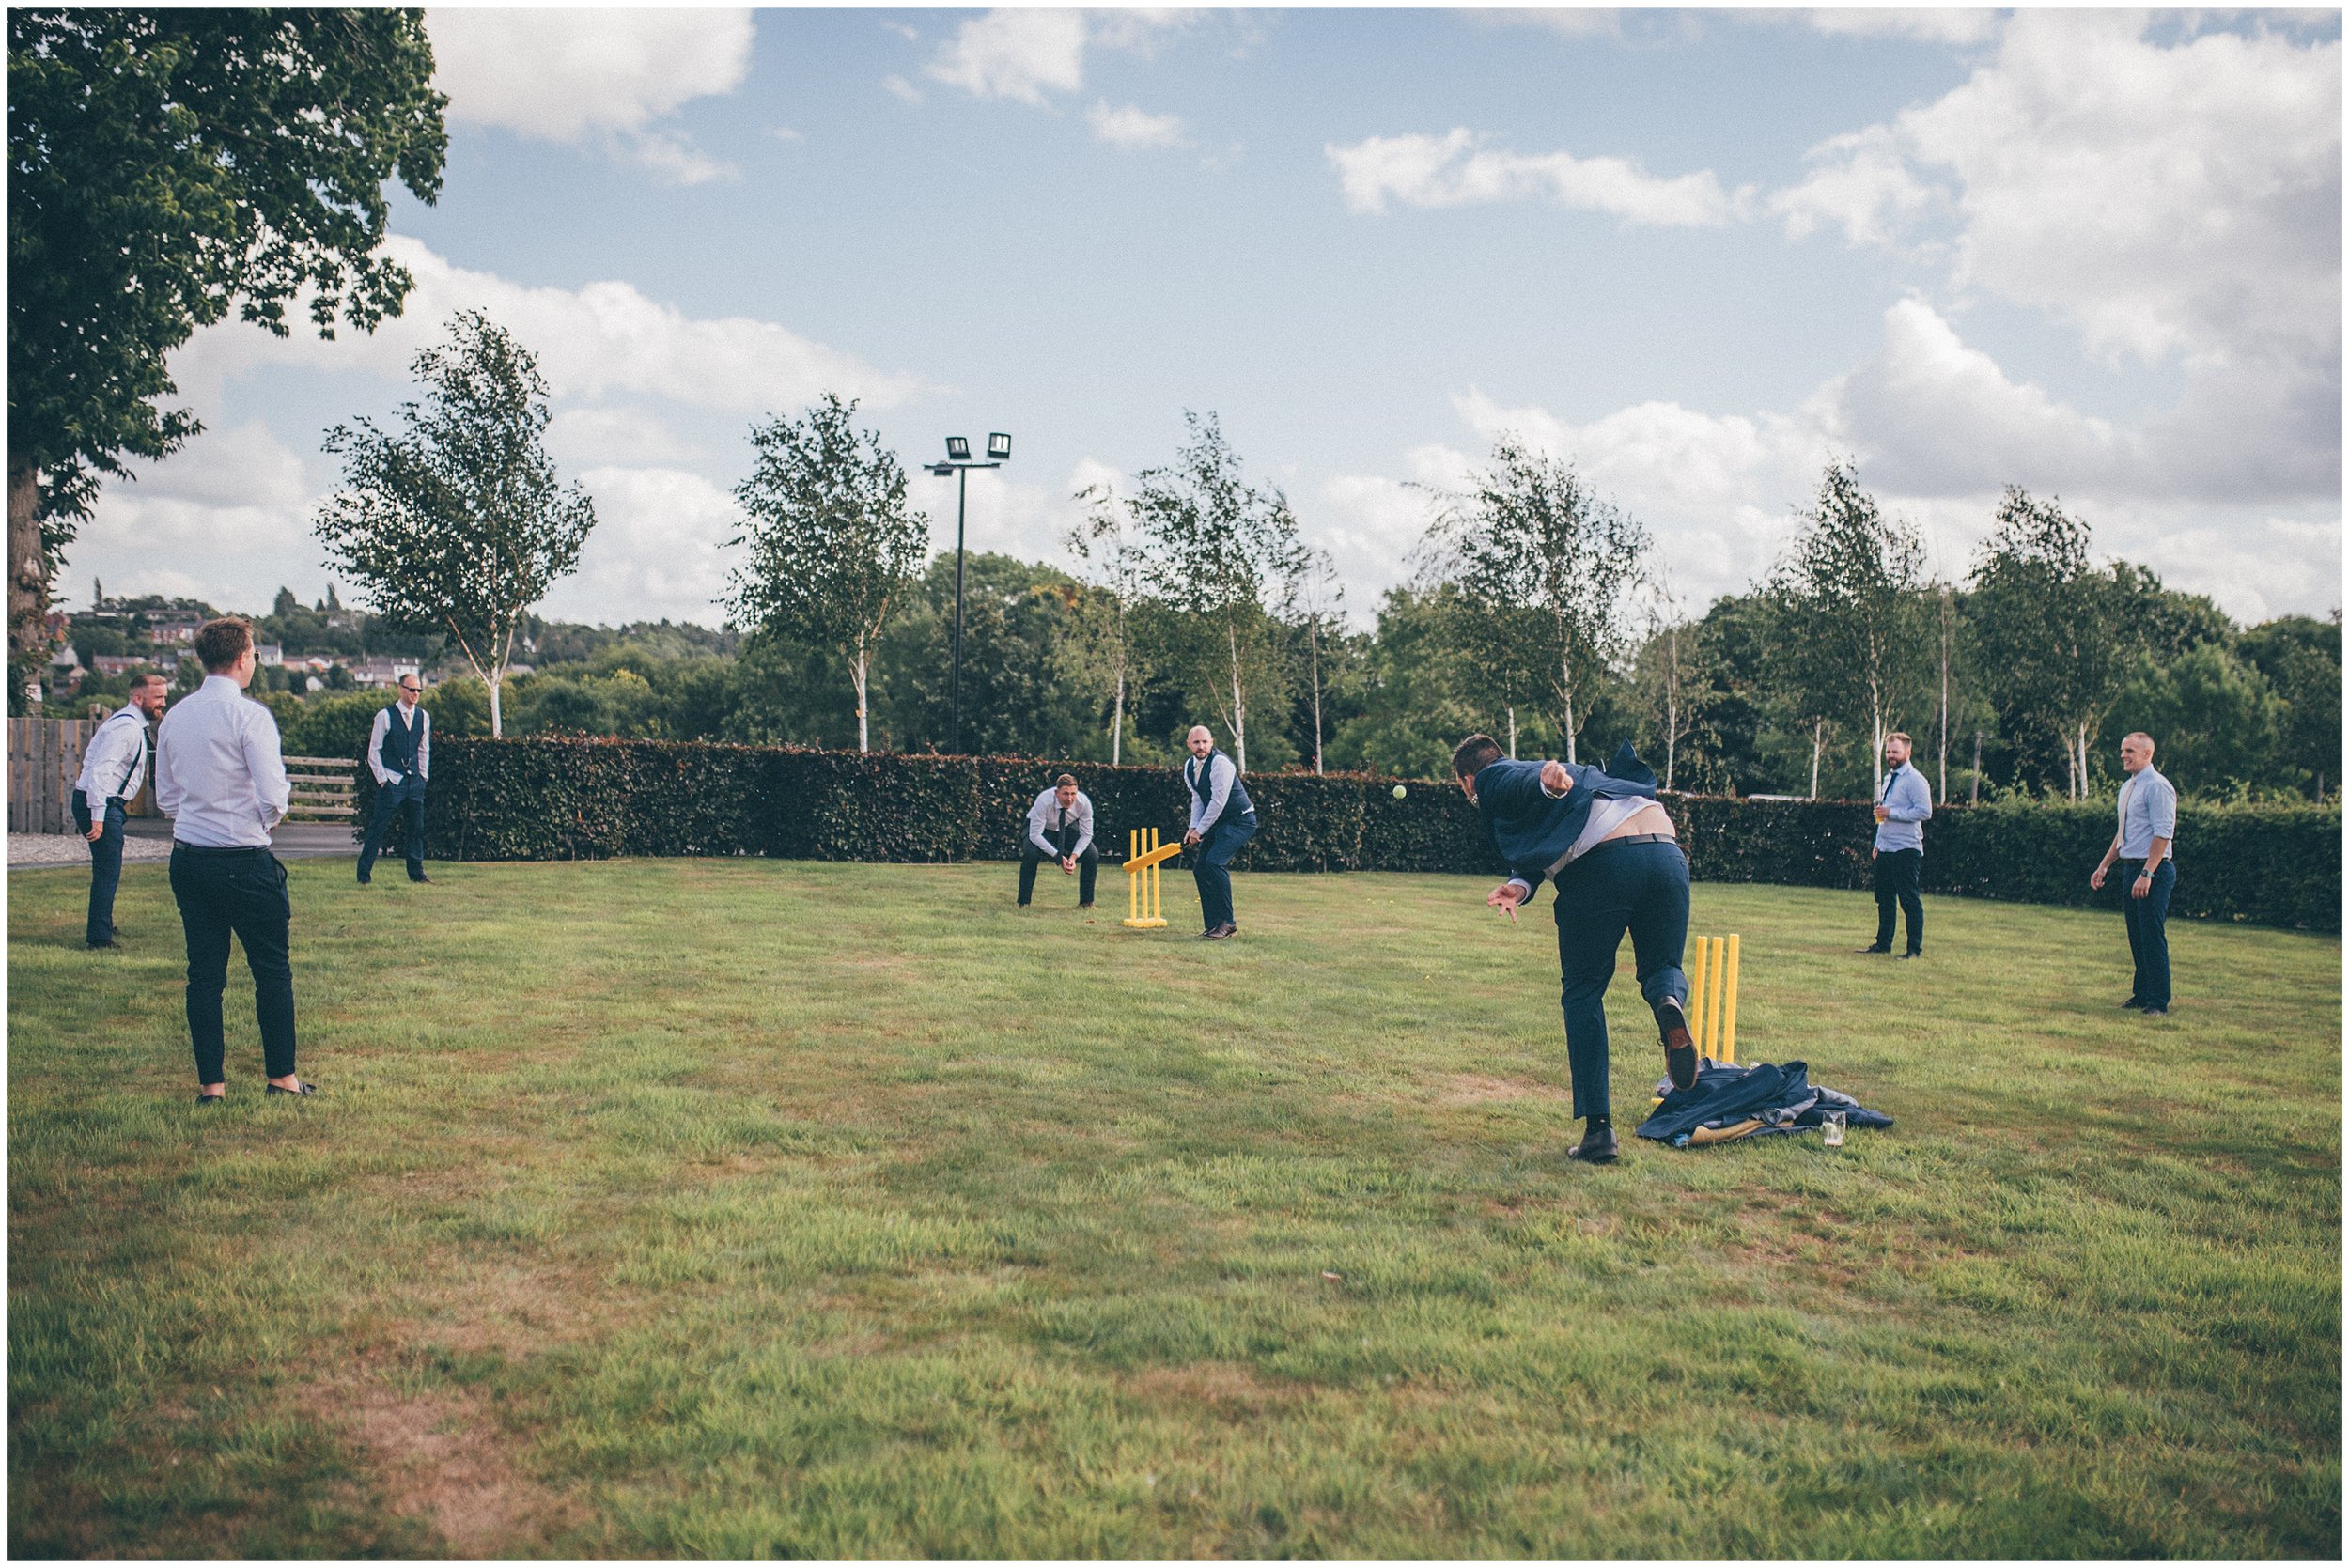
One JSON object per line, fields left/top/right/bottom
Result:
{"left": 362, "top": 738, "right": 2341, "bottom": 931}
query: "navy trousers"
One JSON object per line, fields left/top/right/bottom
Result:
{"left": 2121, "top": 858, "right": 2176, "bottom": 1009}
{"left": 70, "top": 789, "right": 127, "bottom": 945}
{"left": 358, "top": 776, "right": 427, "bottom": 881}
{"left": 1872, "top": 846, "right": 1924, "bottom": 954}
{"left": 1019, "top": 826, "right": 1098, "bottom": 905}
{"left": 169, "top": 845, "right": 298, "bottom": 1084}
{"left": 1551, "top": 839, "right": 1691, "bottom": 1121}
{"left": 1192, "top": 813, "right": 1256, "bottom": 931}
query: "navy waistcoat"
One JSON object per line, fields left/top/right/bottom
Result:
{"left": 1186, "top": 749, "right": 1254, "bottom": 829}
{"left": 378, "top": 705, "right": 423, "bottom": 777}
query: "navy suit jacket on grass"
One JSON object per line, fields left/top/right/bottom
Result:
{"left": 1475, "top": 741, "right": 1662, "bottom": 895}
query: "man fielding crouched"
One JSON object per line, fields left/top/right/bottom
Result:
{"left": 1454, "top": 734, "right": 1697, "bottom": 1164}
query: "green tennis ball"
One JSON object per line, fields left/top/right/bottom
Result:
{"left": 1392, "top": 784, "right": 1408, "bottom": 800}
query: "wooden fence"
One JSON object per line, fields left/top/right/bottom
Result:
{"left": 8, "top": 720, "right": 356, "bottom": 834}
{"left": 8, "top": 718, "right": 98, "bottom": 834}
{"left": 285, "top": 756, "right": 358, "bottom": 824}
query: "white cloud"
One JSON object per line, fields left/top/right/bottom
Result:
{"left": 174, "top": 235, "right": 931, "bottom": 418}
{"left": 1466, "top": 8, "right": 1626, "bottom": 39}
{"left": 1086, "top": 101, "right": 1187, "bottom": 150}
{"left": 924, "top": 8, "right": 1089, "bottom": 105}
{"left": 537, "top": 466, "right": 744, "bottom": 626}
{"left": 1803, "top": 8, "right": 2003, "bottom": 46}
{"left": 425, "top": 8, "right": 754, "bottom": 182}
{"left": 1327, "top": 129, "right": 1751, "bottom": 226}
{"left": 1768, "top": 124, "right": 1944, "bottom": 247}
{"left": 544, "top": 407, "right": 705, "bottom": 470}
{"left": 921, "top": 8, "right": 1193, "bottom": 106}
{"left": 881, "top": 75, "right": 924, "bottom": 105}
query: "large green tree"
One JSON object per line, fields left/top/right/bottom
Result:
{"left": 727, "top": 395, "right": 926, "bottom": 753}
{"left": 1116, "top": 411, "right": 1303, "bottom": 771}
{"left": 1968, "top": 488, "right": 2131, "bottom": 799}
{"left": 8, "top": 8, "right": 446, "bottom": 659}
{"left": 313, "top": 311, "right": 596, "bottom": 738}
{"left": 1764, "top": 461, "right": 1931, "bottom": 798}
{"left": 1420, "top": 436, "right": 1648, "bottom": 765}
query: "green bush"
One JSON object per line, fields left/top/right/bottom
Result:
{"left": 373, "top": 739, "right": 2340, "bottom": 931}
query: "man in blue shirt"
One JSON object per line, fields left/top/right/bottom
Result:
{"left": 1454, "top": 733, "right": 1697, "bottom": 1165}
{"left": 2090, "top": 730, "right": 2178, "bottom": 1015}
{"left": 1858, "top": 731, "right": 1933, "bottom": 959}
{"left": 70, "top": 672, "right": 166, "bottom": 948}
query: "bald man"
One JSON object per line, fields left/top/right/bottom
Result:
{"left": 2090, "top": 730, "right": 2178, "bottom": 1016}
{"left": 1180, "top": 725, "right": 1256, "bottom": 939}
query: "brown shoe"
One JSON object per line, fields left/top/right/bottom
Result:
{"left": 1656, "top": 998, "right": 1698, "bottom": 1091}
{"left": 1201, "top": 923, "right": 1236, "bottom": 940}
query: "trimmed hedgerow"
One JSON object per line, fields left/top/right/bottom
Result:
{"left": 360, "top": 738, "right": 2339, "bottom": 930}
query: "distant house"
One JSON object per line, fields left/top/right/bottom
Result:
{"left": 256, "top": 644, "right": 284, "bottom": 667}
{"left": 350, "top": 658, "right": 422, "bottom": 688}
{"left": 91, "top": 654, "right": 163, "bottom": 678}
{"left": 146, "top": 609, "right": 202, "bottom": 646}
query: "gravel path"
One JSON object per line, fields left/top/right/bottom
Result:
{"left": 8, "top": 832, "right": 175, "bottom": 870}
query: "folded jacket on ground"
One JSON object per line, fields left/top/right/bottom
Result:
{"left": 1636, "top": 1059, "right": 1894, "bottom": 1143}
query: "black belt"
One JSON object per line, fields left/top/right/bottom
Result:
{"left": 171, "top": 842, "right": 272, "bottom": 858}
{"left": 1590, "top": 832, "right": 1678, "bottom": 851}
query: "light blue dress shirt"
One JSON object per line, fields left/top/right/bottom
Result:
{"left": 2116, "top": 766, "right": 2178, "bottom": 860}
{"left": 72, "top": 704, "right": 150, "bottom": 803}
{"left": 1874, "top": 762, "right": 1934, "bottom": 852}
{"left": 155, "top": 675, "right": 290, "bottom": 848}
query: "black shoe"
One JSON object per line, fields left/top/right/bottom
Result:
{"left": 1895, "top": 950, "right": 1921, "bottom": 961}
{"left": 1854, "top": 944, "right": 1891, "bottom": 955}
{"left": 194, "top": 1092, "right": 224, "bottom": 1107}
{"left": 2118, "top": 997, "right": 2145, "bottom": 1009}
{"left": 1202, "top": 923, "right": 1236, "bottom": 941}
{"left": 1568, "top": 1120, "right": 1619, "bottom": 1163}
{"left": 409, "top": 873, "right": 432, "bottom": 883}
{"left": 357, "top": 875, "right": 371, "bottom": 886}
{"left": 2139, "top": 1005, "right": 2169, "bottom": 1017}
{"left": 265, "top": 1079, "right": 319, "bottom": 1096}
{"left": 86, "top": 939, "right": 118, "bottom": 950}
{"left": 1079, "top": 902, "right": 1096, "bottom": 911}
{"left": 1656, "top": 998, "right": 1698, "bottom": 1091}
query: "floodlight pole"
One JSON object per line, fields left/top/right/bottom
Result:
{"left": 927, "top": 439, "right": 1009, "bottom": 755}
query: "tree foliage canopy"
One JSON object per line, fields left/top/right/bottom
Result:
{"left": 8, "top": 8, "right": 445, "bottom": 553}
{"left": 313, "top": 310, "right": 594, "bottom": 736}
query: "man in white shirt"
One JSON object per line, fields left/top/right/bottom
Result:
{"left": 358, "top": 674, "right": 431, "bottom": 885}
{"left": 1180, "top": 725, "right": 1256, "bottom": 940}
{"left": 154, "top": 617, "right": 312, "bottom": 1103}
{"left": 1019, "top": 773, "right": 1097, "bottom": 908}
{"left": 70, "top": 672, "right": 167, "bottom": 948}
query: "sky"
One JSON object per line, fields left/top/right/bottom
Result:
{"left": 58, "top": 5, "right": 2345, "bottom": 632}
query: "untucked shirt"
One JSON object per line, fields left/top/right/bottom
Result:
{"left": 2116, "top": 766, "right": 2178, "bottom": 860}
{"left": 1027, "top": 788, "right": 1094, "bottom": 858}
{"left": 155, "top": 675, "right": 290, "bottom": 848}
{"left": 366, "top": 701, "right": 431, "bottom": 786}
{"left": 1874, "top": 762, "right": 1933, "bottom": 853}
{"left": 73, "top": 704, "right": 150, "bottom": 803}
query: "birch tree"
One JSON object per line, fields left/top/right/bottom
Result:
{"left": 1283, "top": 545, "right": 1344, "bottom": 775}
{"left": 727, "top": 394, "right": 924, "bottom": 753}
{"left": 1764, "top": 461, "right": 1929, "bottom": 797}
{"left": 1120, "top": 411, "right": 1301, "bottom": 771}
{"left": 1422, "top": 436, "right": 1648, "bottom": 765}
{"left": 1066, "top": 485, "right": 1148, "bottom": 765}
{"left": 1968, "top": 487, "right": 2128, "bottom": 798}
{"left": 314, "top": 310, "right": 593, "bottom": 738}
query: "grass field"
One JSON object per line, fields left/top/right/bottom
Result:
{"left": 8, "top": 855, "right": 2340, "bottom": 1558}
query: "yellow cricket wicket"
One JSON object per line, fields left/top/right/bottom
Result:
{"left": 1658, "top": 934, "right": 1743, "bottom": 1101}
{"left": 1123, "top": 828, "right": 1170, "bottom": 928}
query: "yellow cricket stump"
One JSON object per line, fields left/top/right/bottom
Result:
{"left": 1657, "top": 934, "right": 1740, "bottom": 1105}
{"left": 1684, "top": 933, "right": 1741, "bottom": 1063}
{"left": 1123, "top": 828, "right": 1179, "bottom": 928}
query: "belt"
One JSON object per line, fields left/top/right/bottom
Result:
{"left": 171, "top": 841, "right": 272, "bottom": 857}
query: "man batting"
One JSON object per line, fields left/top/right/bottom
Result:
{"left": 1454, "top": 734, "right": 1697, "bottom": 1165}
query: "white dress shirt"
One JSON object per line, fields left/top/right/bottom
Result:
{"left": 73, "top": 704, "right": 151, "bottom": 803}
{"left": 366, "top": 700, "right": 431, "bottom": 786}
{"left": 155, "top": 675, "right": 291, "bottom": 848}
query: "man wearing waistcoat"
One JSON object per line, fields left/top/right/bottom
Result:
{"left": 357, "top": 675, "right": 431, "bottom": 885}
{"left": 1019, "top": 773, "right": 1098, "bottom": 908}
{"left": 71, "top": 672, "right": 168, "bottom": 948}
{"left": 1455, "top": 733, "right": 1697, "bottom": 1165}
{"left": 1181, "top": 724, "right": 1256, "bottom": 940}
{"left": 1858, "top": 731, "right": 1932, "bottom": 959}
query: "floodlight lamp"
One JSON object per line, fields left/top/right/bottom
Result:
{"left": 987, "top": 432, "right": 1013, "bottom": 461}
{"left": 945, "top": 436, "right": 972, "bottom": 462}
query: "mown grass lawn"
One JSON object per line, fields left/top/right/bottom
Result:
{"left": 8, "top": 855, "right": 2340, "bottom": 1558}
